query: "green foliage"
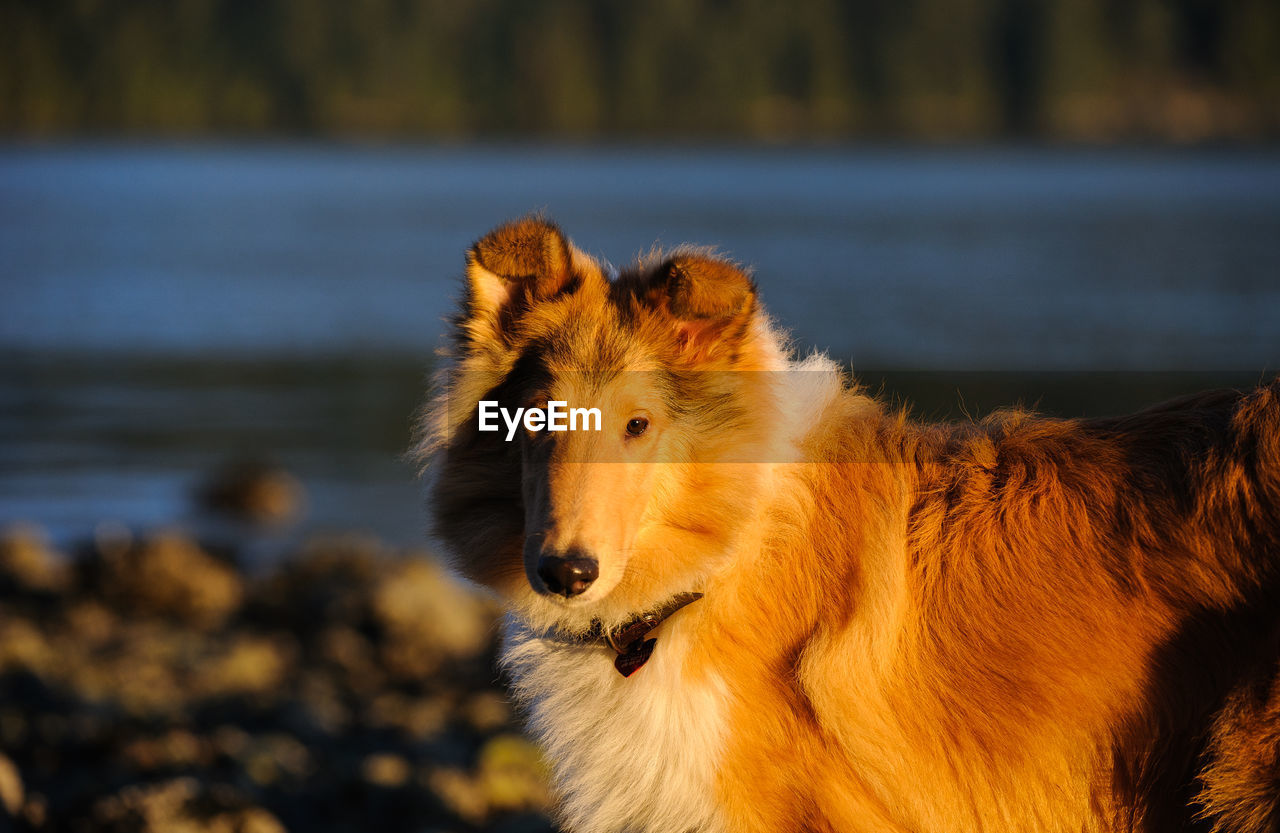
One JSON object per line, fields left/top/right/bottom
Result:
{"left": 2, "top": 0, "right": 1277, "bottom": 139}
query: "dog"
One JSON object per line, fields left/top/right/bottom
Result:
{"left": 417, "top": 217, "right": 1280, "bottom": 833}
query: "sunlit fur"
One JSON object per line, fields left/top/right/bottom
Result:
{"left": 416, "top": 217, "right": 1280, "bottom": 833}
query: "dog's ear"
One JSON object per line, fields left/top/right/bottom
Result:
{"left": 458, "top": 217, "right": 575, "bottom": 346}
{"left": 653, "top": 254, "right": 757, "bottom": 361}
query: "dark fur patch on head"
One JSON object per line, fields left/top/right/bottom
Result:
{"left": 658, "top": 369, "right": 752, "bottom": 436}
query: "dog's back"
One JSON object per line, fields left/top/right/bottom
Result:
{"left": 782, "top": 379, "right": 1280, "bottom": 833}
{"left": 1087, "top": 384, "right": 1280, "bottom": 832}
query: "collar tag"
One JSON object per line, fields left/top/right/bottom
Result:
{"left": 604, "top": 592, "right": 702, "bottom": 677}
{"left": 614, "top": 638, "right": 656, "bottom": 676}
{"left": 549, "top": 592, "right": 702, "bottom": 678}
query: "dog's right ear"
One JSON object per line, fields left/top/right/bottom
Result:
{"left": 456, "top": 218, "right": 574, "bottom": 347}
{"left": 648, "top": 253, "right": 758, "bottom": 364}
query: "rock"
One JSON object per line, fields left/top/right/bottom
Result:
{"left": 89, "top": 777, "right": 287, "bottom": 833}
{"left": 372, "top": 555, "right": 495, "bottom": 679}
{"left": 366, "top": 692, "right": 449, "bottom": 739}
{"left": 93, "top": 520, "right": 134, "bottom": 561}
{"left": 0, "top": 515, "right": 554, "bottom": 832}
{"left": 475, "top": 735, "right": 550, "bottom": 815}
{"left": 426, "top": 735, "right": 550, "bottom": 825}
{"left": 0, "top": 523, "right": 70, "bottom": 594}
{"left": 256, "top": 534, "right": 385, "bottom": 627}
{"left": 51, "top": 622, "right": 187, "bottom": 716}
{"left": 64, "top": 599, "right": 119, "bottom": 646}
{"left": 427, "top": 767, "right": 489, "bottom": 826}
{"left": 239, "top": 733, "right": 312, "bottom": 787}
{"left": 237, "top": 808, "right": 288, "bottom": 833}
{"left": 211, "top": 726, "right": 252, "bottom": 760}
{"left": 0, "top": 618, "right": 51, "bottom": 676}
{"left": 294, "top": 671, "right": 350, "bottom": 735}
{"left": 198, "top": 460, "right": 305, "bottom": 526}
{"left": 193, "top": 636, "right": 292, "bottom": 698}
{"left": 317, "top": 626, "right": 376, "bottom": 676}
{"left": 98, "top": 531, "right": 243, "bottom": 628}
{"left": 463, "top": 691, "right": 513, "bottom": 733}
{"left": 0, "top": 708, "right": 26, "bottom": 748}
{"left": 362, "top": 752, "right": 412, "bottom": 789}
{"left": 121, "top": 729, "right": 210, "bottom": 771}
{"left": 21, "top": 792, "right": 46, "bottom": 828}
{"left": 0, "top": 752, "right": 23, "bottom": 816}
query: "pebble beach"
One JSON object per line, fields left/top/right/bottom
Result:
{"left": 0, "top": 491, "right": 555, "bottom": 833}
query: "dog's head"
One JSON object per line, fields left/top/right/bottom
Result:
{"left": 421, "top": 218, "right": 792, "bottom": 631}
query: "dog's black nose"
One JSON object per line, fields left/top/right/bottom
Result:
{"left": 537, "top": 555, "right": 599, "bottom": 597}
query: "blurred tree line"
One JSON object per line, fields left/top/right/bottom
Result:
{"left": 2, "top": 0, "right": 1278, "bottom": 141}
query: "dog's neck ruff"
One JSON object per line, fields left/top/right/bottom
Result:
{"left": 557, "top": 592, "right": 704, "bottom": 677}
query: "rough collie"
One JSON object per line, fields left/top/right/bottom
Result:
{"left": 417, "top": 217, "right": 1280, "bottom": 833}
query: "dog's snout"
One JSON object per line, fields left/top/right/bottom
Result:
{"left": 537, "top": 554, "right": 599, "bottom": 598}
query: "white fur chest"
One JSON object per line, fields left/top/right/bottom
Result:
{"left": 501, "top": 616, "right": 729, "bottom": 833}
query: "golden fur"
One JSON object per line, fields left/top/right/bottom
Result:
{"left": 417, "top": 217, "right": 1280, "bottom": 833}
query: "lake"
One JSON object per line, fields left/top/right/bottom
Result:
{"left": 2, "top": 145, "right": 1278, "bottom": 553}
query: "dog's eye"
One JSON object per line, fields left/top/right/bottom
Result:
{"left": 626, "top": 417, "right": 649, "bottom": 437}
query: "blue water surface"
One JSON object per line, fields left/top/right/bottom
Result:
{"left": 3, "top": 144, "right": 1278, "bottom": 367}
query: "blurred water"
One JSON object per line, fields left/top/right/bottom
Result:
{"left": 4, "top": 144, "right": 1280, "bottom": 365}
{"left": 1, "top": 145, "right": 1278, "bottom": 552}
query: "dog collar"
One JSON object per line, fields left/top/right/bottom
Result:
{"left": 567, "top": 592, "right": 704, "bottom": 677}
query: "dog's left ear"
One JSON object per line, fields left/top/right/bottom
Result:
{"left": 653, "top": 254, "right": 758, "bottom": 361}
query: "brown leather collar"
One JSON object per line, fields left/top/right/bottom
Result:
{"left": 559, "top": 592, "right": 703, "bottom": 677}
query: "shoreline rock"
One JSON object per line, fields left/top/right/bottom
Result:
{"left": 0, "top": 522, "right": 552, "bottom": 833}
